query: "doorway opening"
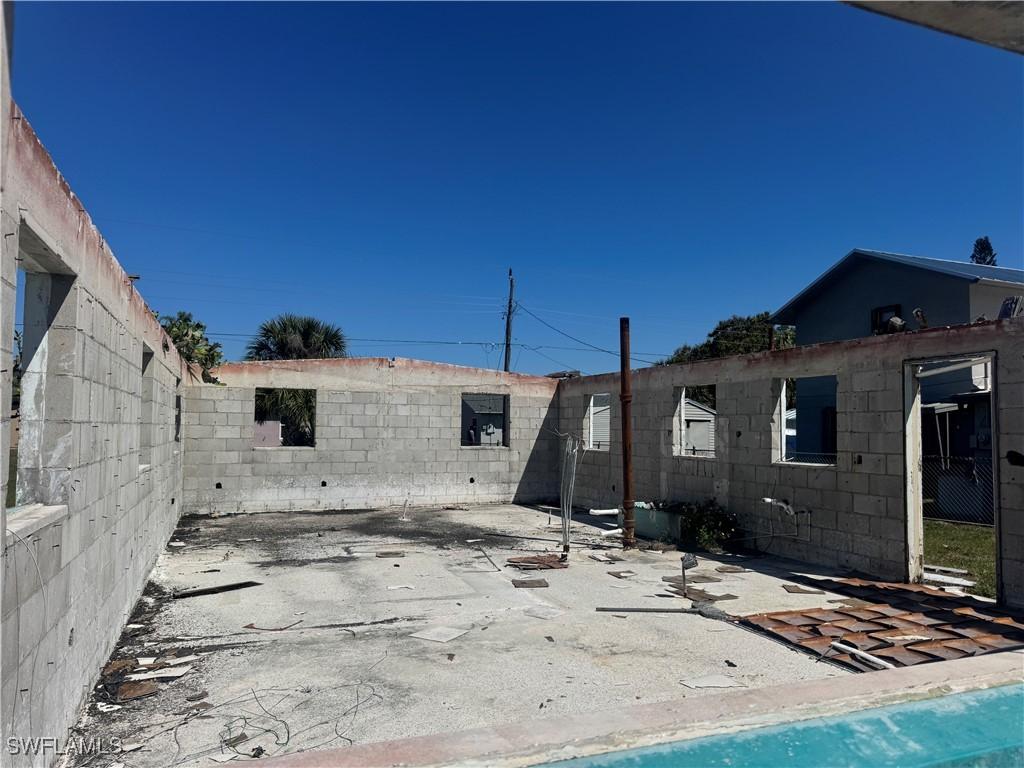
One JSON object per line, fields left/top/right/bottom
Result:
{"left": 905, "top": 353, "right": 997, "bottom": 599}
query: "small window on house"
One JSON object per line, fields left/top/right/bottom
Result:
{"left": 254, "top": 388, "right": 316, "bottom": 447}
{"left": 140, "top": 345, "right": 155, "bottom": 467}
{"left": 461, "top": 393, "right": 509, "bottom": 447}
{"left": 587, "top": 393, "right": 611, "bottom": 451}
{"left": 872, "top": 304, "right": 902, "bottom": 335}
{"left": 673, "top": 385, "right": 716, "bottom": 458}
{"left": 778, "top": 375, "right": 837, "bottom": 465}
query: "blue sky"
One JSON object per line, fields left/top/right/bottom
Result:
{"left": 11, "top": 2, "right": 1023, "bottom": 374}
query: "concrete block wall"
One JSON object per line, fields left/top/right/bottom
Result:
{"left": 0, "top": 74, "right": 188, "bottom": 764}
{"left": 559, "top": 319, "right": 1024, "bottom": 607}
{"left": 181, "top": 359, "right": 560, "bottom": 514}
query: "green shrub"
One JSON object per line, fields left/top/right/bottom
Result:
{"left": 665, "top": 499, "right": 737, "bottom": 552}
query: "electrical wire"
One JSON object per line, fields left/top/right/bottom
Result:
{"left": 516, "top": 302, "right": 664, "bottom": 365}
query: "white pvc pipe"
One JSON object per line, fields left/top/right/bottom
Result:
{"left": 830, "top": 641, "right": 895, "bottom": 670}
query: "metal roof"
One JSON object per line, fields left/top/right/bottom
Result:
{"left": 771, "top": 249, "right": 1024, "bottom": 325}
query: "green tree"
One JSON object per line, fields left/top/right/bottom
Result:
{"left": 970, "top": 236, "right": 997, "bottom": 266}
{"left": 245, "top": 314, "right": 347, "bottom": 446}
{"left": 245, "top": 313, "right": 347, "bottom": 361}
{"left": 662, "top": 312, "right": 795, "bottom": 407}
{"left": 160, "top": 311, "right": 224, "bottom": 380}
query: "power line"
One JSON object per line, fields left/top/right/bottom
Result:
{"left": 516, "top": 302, "right": 664, "bottom": 365}
{"left": 201, "top": 330, "right": 660, "bottom": 360}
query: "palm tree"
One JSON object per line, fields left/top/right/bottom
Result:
{"left": 160, "top": 311, "right": 224, "bottom": 380}
{"left": 245, "top": 314, "right": 347, "bottom": 446}
{"left": 245, "top": 314, "right": 347, "bottom": 361}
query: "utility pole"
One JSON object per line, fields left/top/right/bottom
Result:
{"left": 620, "top": 317, "right": 636, "bottom": 548}
{"left": 503, "top": 268, "right": 515, "bottom": 372}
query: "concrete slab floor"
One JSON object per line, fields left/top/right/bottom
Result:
{"left": 65, "top": 505, "right": 848, "bottom": 767}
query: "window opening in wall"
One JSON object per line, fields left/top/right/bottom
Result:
{"left": 8, "top": 223, "right": 78, "bottom": 510}
{"left": 778, "top": 375, "right": 837, "bottom": 465}
{"left": 254, "top": 388, "right": 316, "bottom": 447}
{"left": 140, "top": 345, "right": 155, "bottom": 468}
{"left": 587, "top": 393, "right": 611, "bottom": 451}
{"left": 174, "top": 378, "right": 182, "bottom": 443}
{"left": 461, "top": 393, "right": 509, "bottom": 447}
{"left": 872, "top": 304, "right": 903, "bottom": 335}
{"left": 6, "top": 269, "right": 26, "bottom": 509}
{"left": 674, "top": 385, "right": 716, "bottom": 458}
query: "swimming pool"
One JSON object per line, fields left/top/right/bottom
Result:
{"left": 549, "top": 683, "right": 1023, "bottom": 768}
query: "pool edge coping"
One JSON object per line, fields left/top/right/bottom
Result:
{"left": 261, "top": 650, "right": 1024, "bottom": 767}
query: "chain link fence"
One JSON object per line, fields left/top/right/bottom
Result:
{"left": 922, "top": 455, "right": 993, "bottom": 526}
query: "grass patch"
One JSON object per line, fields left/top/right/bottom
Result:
{"left": 923, "top": 519, "right": 996, "bottom": 599}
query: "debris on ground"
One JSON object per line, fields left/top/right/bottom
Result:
{"left": 524, "top": 606, "right": 564, "bottom": 620}
{"left": 115, "top": 681, "right": 160, "bottom": 702}
{"left": 173, "top": 581, "right": 263, "bottom": 599}
{"left": 242, "top": 620, "right": 303, "bottom": 631}
{"left": 608, "top": 570, "right": 636, "bottom": 579}
{"left": 386, "top": 584, "right": 415, "bottom": 590}
{"left": 507, "top": 554, "right": 567, "bottom": 570}
{"left": 783, "top": 583, "right": 825, "bottom": 595}
{"left": 716, "top": 565, "right": 747, "bottom": 573}
{"left": 663, "top": 574, "right": 721, "bottom": 585}
{"left": 103, "top": 659, "right": 135, "bottom": 677}
{"left": 409, "top": 626, "right": 471, "bottom": 643}
{"left": 680, "top": 673, "right": 745, "bottom": 689}
{"left": 125, "top": 665, "right": 192, "bottom": 681}
{"left": 223, "top": 733, "right": 249, "bottom": 748}
{"left": 743, "top": 577, "right": 1024, "bottom": 672}
{"left": 377, "top": 551, "right": 406, "bottom": 558}
{"left": 668, "top": 586, "right": 737, "bottom": 602}
{"left": 512, "top": 578, "right": 549, "bottom": 588}
{"left": 596, "top": 607, "right": 697, "bottom": 614}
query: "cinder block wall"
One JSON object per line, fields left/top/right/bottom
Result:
{"left": 0, "top": 105, "right": 188, "bottom": 762}
{"left": 181, "top": 359, "right": 560, "bottom": 514}
{"left": 558, "top": 320, "right": 1024, "bottom": 607}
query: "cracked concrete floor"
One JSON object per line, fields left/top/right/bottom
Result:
{"left": 66, "top": 504, "right": 848, "bottom": 767}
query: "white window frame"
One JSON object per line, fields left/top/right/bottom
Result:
{"left": 587, "top": 393, "right": 611, "bottom": 451}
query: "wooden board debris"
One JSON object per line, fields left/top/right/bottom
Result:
{"left": 512, "top": 578, "right": 549, "bottom": 588}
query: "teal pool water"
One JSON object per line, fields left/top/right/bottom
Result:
{"left": 550, "top": 683, "right": 1024, "bottom": 768}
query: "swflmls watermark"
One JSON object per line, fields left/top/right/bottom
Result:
{"left": 6, "top": 736, "right": 125, "bottom": 756}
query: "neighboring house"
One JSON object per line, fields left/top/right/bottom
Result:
{"left": 773, "top": 249, "right": 1022, "bottom": 518}
{"left": 680, "top": 398, "right": 716, "bottom": 457}
{"left": 770, "top": 249, "right": 1024, "bottom": 346}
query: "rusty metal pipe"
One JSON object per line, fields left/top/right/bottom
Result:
{"left": 620, "top": 317, "right": 636, "bottom": 549}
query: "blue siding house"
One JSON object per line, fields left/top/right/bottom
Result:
{"left": 771, "top": 249, "right": 1023, "bottom": 470}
